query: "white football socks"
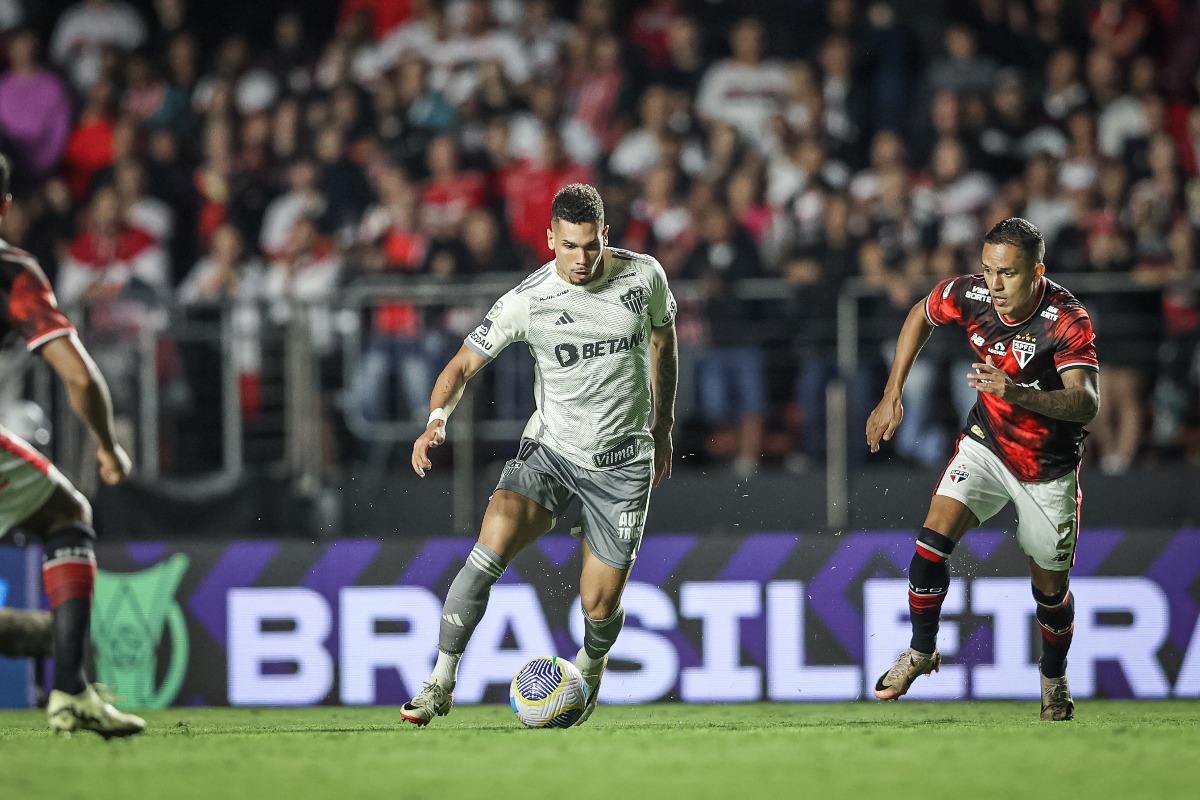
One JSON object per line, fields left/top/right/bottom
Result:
{"left": 432, "top": 649, "right": 461, "bottom": 688}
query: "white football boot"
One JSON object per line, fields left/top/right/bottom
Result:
{"left": 47, "top": 684, "right": 145, "bottom": 739}
{"left": 574, "top": 648, "right": 608, "bottom": 725}
{"left": 1039, "top": 667, "right": 1075, "bottom": 721}
{"left": 873, "top": 647, "right": 942, "bottom": 701}
{"left": 400, "top": 682, "right": 454, "bottom": 726}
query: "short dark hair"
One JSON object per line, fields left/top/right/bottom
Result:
{"left": 984, "top": 217, "right": 1045, "bottom": 266}
{"left": 551, "top": 183, "right": 604, "bottom": 228}
{"left": 0, "top": 153, "right": 10, "bottom": 199}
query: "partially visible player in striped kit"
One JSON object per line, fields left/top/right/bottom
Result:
{"left": 401, "top": 183, "right": 678, "bottom": 726}
{"left": 0, "top": 154, "right": 143, "bottom": 737}
{"left": 867, "top": 218, "right": 1100, "bottom": 721}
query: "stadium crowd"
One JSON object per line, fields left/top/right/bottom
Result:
{"left": 1, "top": 0, "right": 1198, "bottom": 479}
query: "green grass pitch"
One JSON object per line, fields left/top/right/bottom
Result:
{"left": 2, "top": 702, "right": 1198, "bottom": 799}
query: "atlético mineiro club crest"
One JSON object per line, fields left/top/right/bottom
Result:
{"left": 949, "top": 467, "right": 969, "bottom": 483}
{"left": 1012, "top": 335, "right": 1037, "bottom": 369}
{"left": 621, "top": 286, "right": 649, "bottom": 315}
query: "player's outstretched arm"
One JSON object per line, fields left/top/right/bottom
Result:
{"left": 39, "top": 333, "right": 131, "bottom": 485}
{"left": 650, "top": 323, "right": 678, "bottom": 486}
{"left": 412, "top": 344, "right": 490, "bottom": 477}
{"left": 866, "top": 300, "right": 935, "bottom": 453}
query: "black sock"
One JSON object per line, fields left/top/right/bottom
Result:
{"left": 51, "top": 599, "right": 90, "bottom": 695}
{"left": 909, "top": 528, "right": 955, "bottom": 654}
{"left": 1034, "top": 583, "right": 1074, "bottom": 679}
{"left": 42, "top": 525, "right": 97, "bottom": 696}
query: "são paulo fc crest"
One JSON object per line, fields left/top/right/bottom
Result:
{"left": 949, "top": 467, "right": 969, "bottom": 483}
{"left": 621, "top": 286, "right": 649, "bottom": 315}
{"left": 1012, "top": 335, "right": 1037, "bottom": 369}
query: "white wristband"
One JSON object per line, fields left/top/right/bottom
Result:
{"left": 427, "top": 407, "right": 449, "bottom": 427}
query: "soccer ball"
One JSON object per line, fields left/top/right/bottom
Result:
{"left": 509, "top": 656, "right": 589, "bottom": 728}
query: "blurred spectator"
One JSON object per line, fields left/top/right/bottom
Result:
{"left": 515, "top": 0, "right": 572, "bottom": 84}
{"left": 1088, "top": 0, "right": 1152, "bottom": 62}
{"left": 695, "top": 18, "right": 788, "bottom": 151}
{"left": 861, "top": 2, "right": 922, "bottom": 133}
{"left": 726, "top": 166, "right": 771, "bottom": 244}
{"left": 978, "top": 69, "right": 1037, "bottom": 180}
{"left": 1087, "top": 47, "right": 1147, "bottom": 159}
{"left": 925, "top": 23, "right": 997, "bottom": 96}
{"left": 1040, "top": 46, "right": 1089, "bottom": 126}
{"left": 147, "top": 0, "right": 189, "bottom": 57}
{"left": 338, "top": 0, "right": 415, "bottom": 42}
{"left": 684, "top": 202, "right": 767, "bottom": 478}
{"left": 347, "top": 202, "right": 442, "bottom": 434}
{"left": 657, "top": 15, "right": 706, "bottom": 96}
{"left": 389, "top": 57, "right": 456, "bottom": 176}
{"left": 0, "top": 29, "right": 71, "bottom": 192}
{"left": 565, "top": 33, "right": 626, "bottom": 154}
{"left": 1022, "top": 152, "right": 1075, "bottom": 246}
{"left": 113, "top": 157, "right": 174, "bottom": 251}
{"left": 261, "top": 157, "right": 325, "bottom": 260}
{"left": 0, "top": 0, "right": 21, "bottom": 32}
{"left": 192, "top": 117, "right": 235, "bottom": 247}
{"left": 502, "top": 129, "right": 591, "bottom": 263}
{"left": 61, "top": 79, "right": 117, "bottom": 201}
{"left": 785, "top": 194, "right": 873, "bottom": 465}
{"left": 628, "top": 0, "right": 681, "bottom": 74}
{"left": 50, "top": 0, "right": 148, "bottom": 91}
{"left": 817, "top": 35, "right": 868, "bottom": 170}
{"left": 608, "top": 84, "right": 674, "bottom": 180}
{"left": 58, "top": 184, "right": 168, "bottom": 309}
{"left": 178, "top": 222, "right": 264, "bottom": 305}
{"left": 315, "top": 125, "right": 375, "bottom": 241}
{"left": 264, "top": 214, "right": 344, "bottom": 332}
{"left": 628, "top": 164, "right": 691, "bottom": 274}
{"left": 420, "top": 133, "right": 486, "bottom": 245}
{"left": 912, "top": 137, "right": 997, "bottom": 255}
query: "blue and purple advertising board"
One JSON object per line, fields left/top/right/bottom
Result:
{"left": 3, "top": 529, "right": 1199, "bottom": 708}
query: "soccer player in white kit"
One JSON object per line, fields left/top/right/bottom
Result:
{"left": 401, "top": 183, "right": 678, "bottom": 726}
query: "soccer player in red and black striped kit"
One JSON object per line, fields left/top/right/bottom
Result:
{"left": 0, "top": 154, "right": 143, "bottom": 736}
{"left": 866, "top": 218, "right": 1099, "bottom": 721}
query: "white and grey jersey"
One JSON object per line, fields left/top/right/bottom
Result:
{"left": 464, "top": 248, "right": 677, "bottom": 470}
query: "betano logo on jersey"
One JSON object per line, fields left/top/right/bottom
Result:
{"left": 554, "top": 331, "right": 646, "bottom": 367}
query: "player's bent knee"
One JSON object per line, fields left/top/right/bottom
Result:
{"left": 21, "top": 483, "right": 92, "bottom": 538}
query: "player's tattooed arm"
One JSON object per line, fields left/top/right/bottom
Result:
{"left": 970, "top": 359, "right": 1099, "bottom": 424}
{"left": 650, "top": 323, "right": 678, "bottom": 485}
{"left": 1008, "top": 367, "right": 1099, "bottom": 423}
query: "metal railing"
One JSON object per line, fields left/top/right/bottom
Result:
{"left": 3, "top": 271, "right": 1194, "bottom": 532}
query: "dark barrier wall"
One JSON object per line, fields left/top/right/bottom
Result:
{"left": 4, "top": 529, "right": 1200, "bottom": 708}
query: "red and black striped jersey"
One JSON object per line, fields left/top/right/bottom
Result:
{"left": 0, "top": 239, "right": 75, "bottom": 353}
{"left": 926, "top": 274, "right": 1098, "bottom": 482}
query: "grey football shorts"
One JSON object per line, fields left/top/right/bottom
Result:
{"left": 494, "top": 439, "right": 653, "bottom": 570}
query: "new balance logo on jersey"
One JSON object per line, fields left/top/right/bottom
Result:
{"left": 555, "top": 312, "right": 576, "bottom": 325}
{"left": 971, "top": 333, "right": 986, "bottom": 347}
